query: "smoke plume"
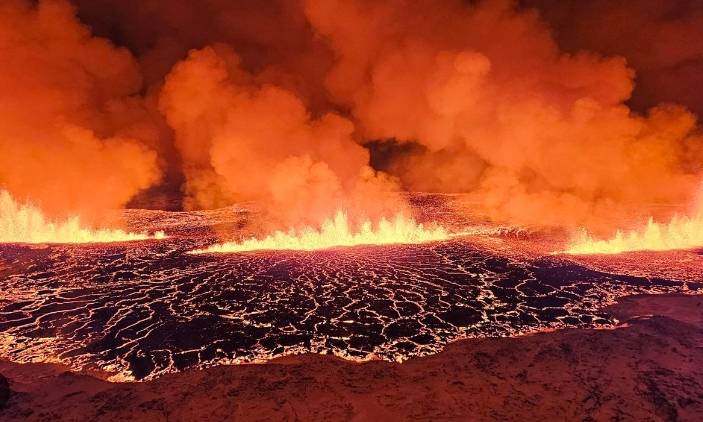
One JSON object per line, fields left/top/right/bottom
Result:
{"left": 2, "top": 0, "right": 702, "bottom": 233}
{"left": 0, "top": 0, "right": 160, "bottom": 222}
{"left": 523, "top": 0, "right": 703, "bottom": 117}
{"left": 159, "top": 45, "right": 401, "bottom": 226}
{"left": 304, "top": 0, "right": 703, "bottom": 232}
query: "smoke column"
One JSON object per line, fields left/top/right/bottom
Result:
{"left": 0, "top": 0, "right": 161, "bottom": 223}
{"left": 303, "top": 0, "right": 703, "bottom": 233}
{"left": 1, "top": 0, "right": 701, "bottom": 235}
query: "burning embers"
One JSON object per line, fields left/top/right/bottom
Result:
{"left": 191, "top": 211, "right": 448, "bottom": 253}
{"left": 0, "top": 191, "right": 165, "bottom": 244}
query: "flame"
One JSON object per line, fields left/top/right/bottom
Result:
{"left": 191, "top": 211, "right": 449, "bottom": 253}
{"left": 566, "top": 209, "right": 703, "bottom": 255}
{"left": 0, "top": 190, "right": 165, "bottom": 244}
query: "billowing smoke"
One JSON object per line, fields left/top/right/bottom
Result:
{"left": 72, "top": 0, "right": 334, "bottom": 110}
{"left": 523, "top": 0, "right": 703, "bottom": 117}
{"left": 159, "top": 45, "right": 401, "bottom": 227}
{"left": 0, "top": 0, "right": 160, "bottom": 222}
{"left": 2, "top": 0, "right": 702, "bottom": 233}
{"left": 304, "top": 0, "right": 703, "bottom": 233}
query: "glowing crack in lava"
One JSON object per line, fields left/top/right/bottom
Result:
{"left": 566, "top": 208, "right": 703, "bottom": 255}
{"left": 192, "top": 210, "right": 448, "bottom": 253}
{"left": 0, "top": 190, "right": 166, "bottom": 244}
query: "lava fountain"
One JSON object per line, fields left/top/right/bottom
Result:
{"left": 566, "top": 206, "right": 703, "bottom": 255}
{"left": 191, "top": 210, "right": 449, "bottom": 253}
{"left": 0, "top": 190, "right": 165, "bottom": 244}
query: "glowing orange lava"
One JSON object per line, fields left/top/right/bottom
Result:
{"left": 0, "top": 190, "right": 165, "bottom": 244}
{"left": 191, "top": 211, "right": 448, "bottom": 253}
{"left": 566, "top": 208, "right": 703, "bottom": 255}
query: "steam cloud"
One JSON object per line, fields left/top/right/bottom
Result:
{"left": 304, "top": 0, "right": 703, "bottom": 232}
{"left": 523, "top": 0, "right": 703, "bottom": 117}
{"left": 158, "top": 45, "right": 401, "bottom": 227}
{"left": 0, "top": 0, "right": 161, "bottom": 222}
{"left": 1, "top": 0, "right": 702, "bottom": 233}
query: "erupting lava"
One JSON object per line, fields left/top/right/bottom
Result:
{"left": 191, "top": 211, "right": 448, "bottom": 253}
{"left": 0, "top": 191, "right": 165, "bottom": 244}
{"left": 566, "top": 208, "right": 703, "bottom": 255}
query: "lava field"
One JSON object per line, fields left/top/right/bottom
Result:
{"left": 1, "top": 202, "right": 701, "bottom": 380}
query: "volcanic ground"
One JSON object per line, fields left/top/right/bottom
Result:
{"left": 0, "top": 195, "right": 701, "bottom": 381}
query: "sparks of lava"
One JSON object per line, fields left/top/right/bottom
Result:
{"left": 0, "top": 190, "right": 166, "bottom": 244}
{"left": 566, "top": 208, "right": 703, "bottom": 255}
{"left": 191, "top": 211, "right": 449, "bottom": 253}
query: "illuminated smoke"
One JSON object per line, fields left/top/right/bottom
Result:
{"left": 159, "top": 46, "right": 403, "bottom": 227}
{"left": 524, "top": 0, "right": 703, "bottom": 117}
{"left": 0, "top": 0, "right": 160, "bottom": 222}
{"left": 2, "top": 0, "right": 703, "bottom": 237}
{"left": 303, "top": 0, "right": 703, "bottom": 233}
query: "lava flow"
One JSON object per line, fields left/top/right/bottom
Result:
{"left": 0, "top": 190, "right": 165, "bottom": 244}
{"left": 191, "top": 211, "right": 448, "bottom": 253}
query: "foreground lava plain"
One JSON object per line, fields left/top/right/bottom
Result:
{"left": 1, "top": 294, "right": 702, "bottom": 421}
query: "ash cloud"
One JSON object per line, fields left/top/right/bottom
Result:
{"left": 2, "top": 0, "right": 702, "bottom": 233}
